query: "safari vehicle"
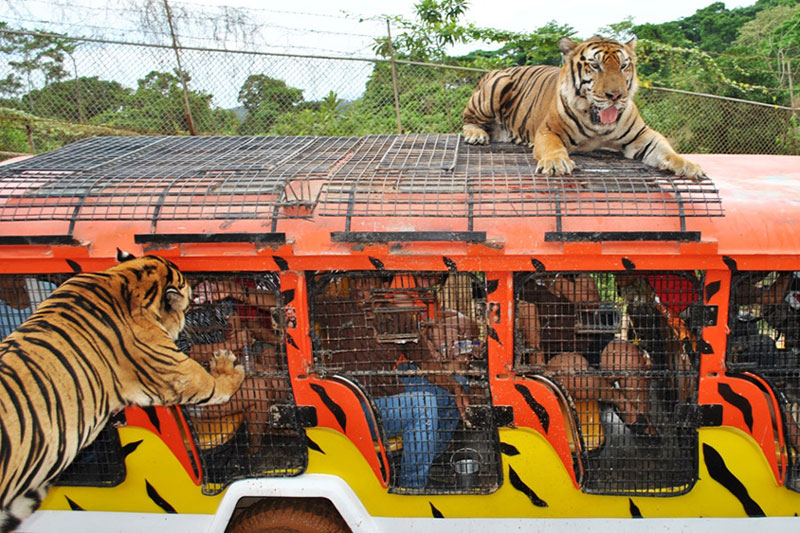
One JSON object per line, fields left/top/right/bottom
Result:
{"left": 1, "top": 134, "right": 800, "bottom": 532}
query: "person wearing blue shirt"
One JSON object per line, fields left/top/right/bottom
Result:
{"left": 0, "top": 277, "right": 57, "bottom": 339}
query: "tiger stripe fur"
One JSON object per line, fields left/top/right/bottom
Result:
{"left": 0, "top": 253, "right": 245, "bottom": 532}
{"left": 462, "top": 36, "right": 705, "bottom": 180}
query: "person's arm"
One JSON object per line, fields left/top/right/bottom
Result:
{"left": 193, "top": 280, "right": 277, "bottom": 311}
{"left": 187, "top": 313, "right": 253, "bottom": 364}
{"left": 0, "top": 278, "right": 29, "bottom": 310}
{"left": 417, "top": 322, "right": 472, "bottom": 421}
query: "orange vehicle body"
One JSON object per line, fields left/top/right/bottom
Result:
{"left": 1, "top": 136, "right": 800, "bottom": 532}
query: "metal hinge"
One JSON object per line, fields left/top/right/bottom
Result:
{"left": 269, "top": 404, "right": 318, "bottom": 428}
{"left": 677, "top": 403, "right": 722, "bottom": 427}
{"left": 463, "top": 405, "right": 514, "bottom": 428}
{"left": 688, "top": 303, "right": 718, "bottom": 327}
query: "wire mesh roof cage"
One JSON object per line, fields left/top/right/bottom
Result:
{"left": 307, "top": 271, "right": 502, "bottom": 494}
{"left": 0, "top": 135, "right": 359, "bottom": 231}
{"left": 728, "top": 270, "right": 800, "bottom": 492}
{"left": 514, "top": 271, "right": 702, "bottom": 495}
{"left": 176, "top": 272, "right": 306, "bottom": 494}
{"left": 1, "top": 134, "right": 722, "bottom": 238}
{"left": 317, "top": 134, "right": 724, "bottom": 227}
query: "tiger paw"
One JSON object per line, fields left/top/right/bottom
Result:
{"left": 210, "top": 349, "right": 245, "bottom": 390}
{"left": 661, "top": 153, "right": 706, "bottom": 182}
{"left": 535, "top": 154, "right": 575, "bottom": 176}
{"left": 462, "top": 124, "right": 490, "bottom": 145}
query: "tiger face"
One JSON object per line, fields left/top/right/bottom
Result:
{"left": 114, "top": 250, "right": 191, "bottom": 340}
{"left": 559, "top": 36, "right": 637, "bottom": 127}
{"left": 0, "top": 252, "right": 243, "bottom": 531}
{"left": 462, "top": 35, "right": 705, "bottom": 179}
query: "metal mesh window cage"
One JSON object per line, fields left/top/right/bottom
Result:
{"left": 56, "top": 422, "right": 126, "bottom": 487}
{"left": 307, "top": 271, "right": 502, "bottom": 494}
{"left": 177, "top": 273, "right": 306, "bottom": 494}
{"left": 514, "top": 271, "right": 702, "bottom": 495}
{"left": 728, "top": 271, "right": 800, "bottom": 491}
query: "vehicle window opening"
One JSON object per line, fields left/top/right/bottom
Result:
{"left": 177, "top": 273, "right": 306, "bottom": 495}
{"left": 308, "top": 271, "right": 502, "bottom": 494}
{"left": 514, "top": 271, "right": 702, "bottom": 495}
{"left": 728, "top": 271, "right": 800, "bottom": 491}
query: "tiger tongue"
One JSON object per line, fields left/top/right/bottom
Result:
{"left": 599, "top": 106, "right": 619, "bottom": 124}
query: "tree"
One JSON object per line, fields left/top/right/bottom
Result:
{"left": 21, "top": 77, "right": 130, "bottom": 123}
{"left": 632, "top": 1, "right": 767, "bottom": 53}
{"left": 0, "top": 23, "right": 78, "bottom": 116}
{"left": 271, "top": 91, "right": 353, "bottom": 136}
{"left": 236, "top": 74, "right": 303, "bottom": 135}
{"left": 458, "top": 21, "right": 576, "bottom": 67}
{"left": 91, "top": 70, "right": 235, "bottom": 134}
{"left": 734, "top": 3, "right": 800, "bottom": 107}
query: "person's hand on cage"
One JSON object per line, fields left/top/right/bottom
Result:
{"left": 192, "top": 279, "right": 242, "bottom": 304}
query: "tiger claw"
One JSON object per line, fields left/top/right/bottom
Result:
{"left": 210, "top": 349, "right": 244, "bottom": 383}
{"left": 462, "top": 124, "right": 490, "bottom": 145}
{"left": 535, "top": 156, "right": 575, "bottom": 176}
{"left": 661, "top": 154, "right": 707, "bottom": 182}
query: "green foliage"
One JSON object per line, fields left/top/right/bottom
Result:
{"left": 632, "top": 1, "right": 767, "bottom": 52}
{"left": 374, "top": 0, "right": 473, "bottom": 61}
{"left": 358, "top": 62, "right": 482, "bottom": 134}
{"left": 598, "top": 17, "right": 637, "bottom": 42}
{"left": 636, "top": 39, "right": 773, "bottom": 97}
{"left": 0, "top": 106, "right": 137, "bottom": 156}
{"left": 777, "top": 114, "right": 800, "bottom": 153}
{"left": 458, "top": 21, "right": 576, "bottom": 67}
{"left": 619, "top": 0, "right": 799, "bottom": 107}
{"left": 637, "top": 89, "right": 796, "bottom": 154}
{"left": 237, "top": 74, "right": 304, "bottom": 135}
{"left": 373, "top": 0, "right": 527, "bottom": 64}
{"left": 91, "top": 70, "right": 235, "bottom": 134}
{"left": 0, "top": 23, "right": 76, "bottom": 97}
{"left": 271, "top": 91, "right": 363, "bottom": 136}
{"left": 21, "top": 77, "right": 130, "bottom": 122}
{"left": 2, "top": 1, "right": 798, "bottom": 156}
{"left": 733, "top": 3, "right": 800, "bottom": 104}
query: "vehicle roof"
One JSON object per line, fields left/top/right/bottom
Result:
{"left": 0, "top": 135, "right": 797, "bottom": 267}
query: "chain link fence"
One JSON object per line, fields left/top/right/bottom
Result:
{"left": 1, "top": 29, "right": 798, "bottom": 160}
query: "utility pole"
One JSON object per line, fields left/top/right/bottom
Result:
{"left": 163, "top": 0, "right": 197, "bottom": 135}
{"left": 386, "top": 20, "right": 403, "bottom": 134}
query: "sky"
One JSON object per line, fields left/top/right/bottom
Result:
{"left": 168, "top": 0, "right": 758, "bottom": 51}
{"left": 11, "top": 0, "right": 759, "bottom": 57}
{"left": 4, "top": 0, "right": 760, "bottom": 106}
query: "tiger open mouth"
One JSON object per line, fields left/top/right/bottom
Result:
{"left": 590, "top": 104, "right": 620, "bottom": 125}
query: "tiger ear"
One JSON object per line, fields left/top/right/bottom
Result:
{"left": 164, "top": 287, "right": 183, "bottom": 311}
{"left": 625, "top": 37, "right": 637, "bottom": 50}
{"left": 558, "top": 37, "right": 578, "bottom": 55}
{"left": 116, "top": 248, "right": 137, "bottom": 263}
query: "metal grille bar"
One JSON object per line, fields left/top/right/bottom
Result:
{"left": 728, "top": 271, "right": 800, "bottom": 491}
{"left": 0, "top": 136, "right": 360, "bottom": 227}
{"left": 307, "top": 271, "right": 501, "bottom": 494}
{"left": 514, "top": 271, "right": 701, "bottom": 495}
{"left": 318, "top": 134, "right": 724, "bottom": 220}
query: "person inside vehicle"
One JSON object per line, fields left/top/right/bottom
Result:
{"left": 517, "top": 273, "right": 656, "bottom": 435}
{"left": 0, "top": 276, "right": 58, "bottom": 339}
{"left": 314, "top": 272, "right": 482, "bottom": 489}
{"left": 178, "top": 277, "right": 286, "bottom": 454}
